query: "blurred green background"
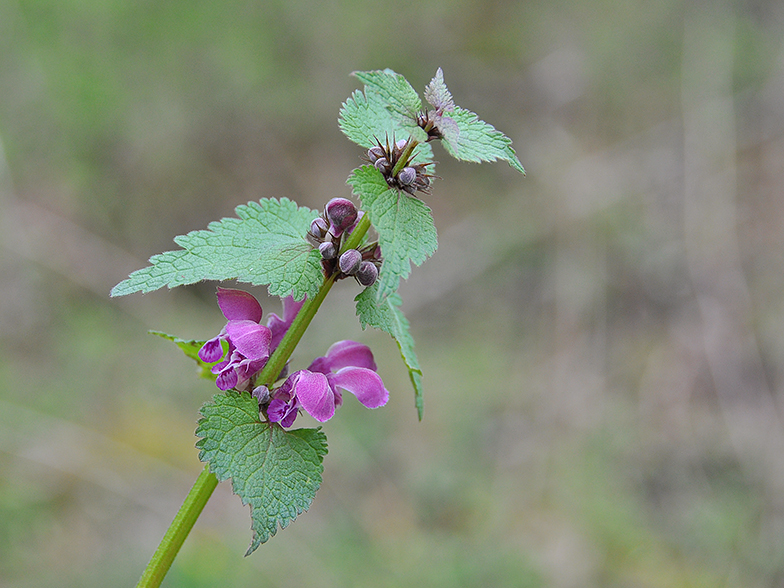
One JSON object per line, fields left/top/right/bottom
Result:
{"left": 2, "top": 0, "right": 784, "bottom": 586}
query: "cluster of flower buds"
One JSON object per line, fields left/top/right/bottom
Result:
{"left": 366, "top": 137, "right": 434, "bottom": 196}
{"left": 415, "top": 110, "right": 445, "bottom": 142}
{"left": 340, "top": 242, "right": 382, "bottom": 286}
{"left": 307, "top": 198, "right": 382, "bottom": 287}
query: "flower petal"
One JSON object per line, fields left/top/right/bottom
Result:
{"left": 331, "top": 367, "right": 389, "bottom": 409}
{"left": 268, "top": 397, "right": 299, "bottom": 428}
{"left": 267, "top": 296, "right": 305, "bottom": 351}
{"left": 225, "top": 321, "right": 272, "bottom": 361}
{"left": 293, "top": 370, "right": 335, "bottom": 422}
{"left": 216, "top": 288, "right": 263, "bottom": 323}
{"left": 198, "top": 336, "right": 225, "bottom": 363}
{"left": 325, "top": 340, "right": 377, "bottom": 371}
{"left": 279, "top": 406, "right": 299, "bottom": 428}
{"left": 233, "top": 357, "right": 266, "bottom": 386}
{"left": 216, "top": 366, "right": 238, "bottom": 390}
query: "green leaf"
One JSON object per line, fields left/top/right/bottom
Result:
{"left": 111, "top": 198, "right": 323, "bottom": 300}
{"left": 340, "top": 67, "right": 523, "bottom": 174}
{"left": 440, "top": 106, "right": 525, "bottom": 174}
{"left": 339, "top": 89, "right": 431, "bottom": 162}
{"left": 339, "top": 89, "right": 406, "bottom": 149}
{"left": 353, "top": 69, "right": 422, "bottom": 123}
{"left": 149, "top": 330, "right": 223, "bottom": 380}
{"left": 355, "top": 286, "right": 424, "bottom": 420}
{"left": 423, "top": 67, "right": 455, "bottom": 112}
{"left": 196, "top": 392, "right": 328, "bottom": 555}
{"left": 348, "top": 166, "right": 437, "bottom": 300}
{"left": 338, "top": 70, "right": 432, "bottom": 161}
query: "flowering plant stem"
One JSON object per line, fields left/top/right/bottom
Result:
{"left": 136, "top": 465, "right": 218, "bottom": 588}
{"left": 135, "top": 212, "right": 372, "bottom": 588}
{"left": 257, "top": 212, "right": 371, "bottom": 387}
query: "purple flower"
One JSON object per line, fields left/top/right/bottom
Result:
{"left": 199, "top": 288, "right": 272, "bottom": 391}
{"left": 199, "top": 289, "right": 305, "bottom": 391}
{"left": 267, "top": 340, "right": 389, "bottom": 426}
{"left": 265, "top": 376, "right": 301, "bottom": 428}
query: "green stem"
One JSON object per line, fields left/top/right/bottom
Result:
{"left": 391, "top": 138, "right": 419, "bottom": 177}
{"left": 256, "top": 273, "right": 336, "bottom": 387}
{"left": 136, "top": 464, "right": 219, "bottom": 588}
{"left": 137, "top": 209, "right": 373, "bottom": 587}
{"left": 257, "top": 212, "right": 371, "bottom": 387}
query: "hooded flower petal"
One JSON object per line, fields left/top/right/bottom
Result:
{"left": 323, "top": 340, "right": 377, "bottom": 371}
{"left": 270, "top": 340, "right": 388, "bottom": 425}
{"left": 216, "top": 287, "right": 263, "bottom": 322}
{"left": 292, "top": 370, "right": 335, "bottom": 422}
{"left": 331, "top": 367, "right": 389, "bottom": 409}
{"left": 225, "top": 321, "right": 272, "bottom": 361}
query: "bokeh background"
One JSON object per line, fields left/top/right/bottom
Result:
{"left": 2, "top": 0, "right": 784, "bottom": 586}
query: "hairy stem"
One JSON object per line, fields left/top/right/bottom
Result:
{"left": 257, "top": 274, "right": 336, "bottom": 387}
{"left": 391, "top": 138, "right": 419, "bottom": 177}
{"left": 137, "top": 207, "right": 372, "bottom": 587}
{"left": 257, "top": 212, "right": 371, "bottom": 386}
{"left": 136, "top": 464, "right": 219, "bottom": 588}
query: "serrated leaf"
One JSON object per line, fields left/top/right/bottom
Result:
{"left": 111, "top": 198, "right": 323, "bottom": 300}
{"left": 424, "top": 67, "right": 455, "bottom": 113}
{"left": 348, "top": 166, "right": 437, "bottom": 300}
{"left": 196, "top": 392, "right": 328, "bottom": 555}
{"left": 355, "top": 286, "right": 424, "bottom": 419}
{"left": 440, "top": 106, "right": 525, "bottom": 174}
{"left": 339, "top": 68, "right": 431, "bottom": 159}
{"left": 339, "top": 89, "right": 398, "bottom": 149}
{"left": 341, "top": 67, "right": 524, "bottom": 174}
{"left": 339, "top": 88, "right": 431, "bottom": 162}
{"left": 149, "top": 330, "right": 223, "bottom": 380}
{"left": 353, "top": 69, "right": 422, "bottom": 123}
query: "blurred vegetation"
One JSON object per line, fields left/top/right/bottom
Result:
{"left": 2, "top": 0, "right": 784, "bottom": 586}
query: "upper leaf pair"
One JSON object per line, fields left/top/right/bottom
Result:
{"left": 339, "top": 68, "right": 525, "bottom": 174}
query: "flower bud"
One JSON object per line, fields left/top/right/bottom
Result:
{"left": 252, "top": 385, "right": 270, "bottom": 405}
{"left": 310, "top": 217, "right": 329, "bottom": 238}
{"left": 374, "top": 157, "right": 390, "bottom": 173}
{"left": 395, "top": 139, "right": 408, "bottom": 151}
{"left": 356, "top": 261, "right": 379, "bottom": 287}
{"left": 325, "top": 198, "right": 358, "bottom": 236}
{"left": 367, "top": 146, "right": 385, "bottom": 162}
{"left": 398, "top": 166, "right": 417, "bottom": 186}
{"left": 338, "top": 248, "right": 362, "bottom": 275}
{"left": 319, "top": 241, "right": 336, "bottom": 259}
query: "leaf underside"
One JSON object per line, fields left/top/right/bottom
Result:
{"left": 355, "top": 285, "right": 424, "bottom": 420}
{"left": 149, "top": 330, "right": 222, "bottom": 380}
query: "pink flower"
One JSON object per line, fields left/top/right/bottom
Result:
{"left": 198, "top": 288, "right": 272, "bottom": 391}
{"left": 199, "top": 289, "right": 304, "bottom": 391}
{"left": 267, "top": 341, "right": 389, "bottom": 426}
